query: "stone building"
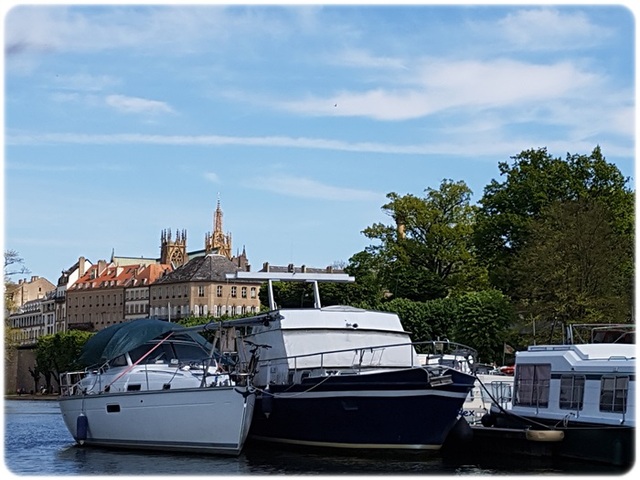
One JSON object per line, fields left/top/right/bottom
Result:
{"left": 66, "top": 261, "right": 172, "bottom": 331}
{"left": 149, "top": 253, "right": 260, "bottom": 321}
{"left": 54, "top": 256, "right": 93, "bottom": 333}
{"left": 5, "top": 275, "right": 55, "bottom": 313}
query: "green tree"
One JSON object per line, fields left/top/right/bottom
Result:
{"left": 35, "top": 330, "right": 94, "bottom": 392}
{"left": 475, "top": 146, "right": 633, "bottom": 297}
{"left": 338, "top": 251, "right": 387, "bottom": 305}
{"left": 512, "top": 198, "right": 633, "bottom": 342}
{"left": 361, "top": 179, "right": 487, "bottom": 301}
{"left": 374, "top": 297, "right": 458, "bottom": 346}
{"left": 452, "top": 290, "right": 514, "bottom": 364}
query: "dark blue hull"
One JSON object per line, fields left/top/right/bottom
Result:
{"left": 480, "top": 411, "right": 635, "bottom": 468}
{"left": 249, "top": 367, "right": 475, "bottom": 450}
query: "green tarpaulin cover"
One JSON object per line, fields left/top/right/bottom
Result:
{"left": 77, "top": 318, "right": 209, "bottom": 366}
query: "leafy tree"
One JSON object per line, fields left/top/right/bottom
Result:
{"left": 452, "top": 290, "right": 514, "bottom": 364}
{"left": 35, "top": 330, "right": 94, "bottom": 392}
{"left": 339, "top": 251, "right": 387, "bottom": 305}
{"left": 361, "top": 179, "right": 487, "bottom": 301}
{"left": 374, "top": 297, "right": 457, "bottom": 346}
{"left": 475, "top": 146, "right": 633, "bottom": 297}
{"left": 512, "top": 198, "right": 633, "bottom": 341}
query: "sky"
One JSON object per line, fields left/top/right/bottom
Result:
{"left": 2, "top": 1, "right": 636, "bottom": 286}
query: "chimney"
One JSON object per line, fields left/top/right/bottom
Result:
{"left": 301, "top": 265, "right": 307, "bottom": 273}
{"left": 287, "top": 263, "right": 294, "bottom": 272}
{"left": 97, "top": 260, "right": 107, "bottom": 276}
{"left": 78, "top": 256, "right": 86, "bottom": 276}
{"left": 262, "top": 262, "right": 270, "bottom": 272}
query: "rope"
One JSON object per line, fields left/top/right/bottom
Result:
{"left": 253, "top": 372, "right": 336, "bottom": 398}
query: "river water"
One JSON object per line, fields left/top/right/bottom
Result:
{"left": 3, "top": 399, "right": 628, "bottom": 476}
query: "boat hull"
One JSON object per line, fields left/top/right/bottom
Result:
{"left": 482, "top": 413, "right": 635, "bottom": 468}
{"left": 59, "top": 386, "right": 255, "bottom": 455}
{"left": 249, "top": 367, "right": 474, "bottom": 450}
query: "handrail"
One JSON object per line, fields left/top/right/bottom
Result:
{"left": 255, "top": 339, "right": 477, "bottom": 367}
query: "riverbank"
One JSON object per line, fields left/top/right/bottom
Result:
{"left": 4, "top": 394, "right": 59, "bottom": 401}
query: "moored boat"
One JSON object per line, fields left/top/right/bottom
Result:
{"left": 58, "top": 318, "right": 260, "bottom": 455}
{"left": 226, "top": 271, "right": 477, "bottom": 452}
{"left": 475, "top": 324, "right": 635, "bottom": 468}
{"left": 419, "top": 351, "right": 514, "bottom": 425}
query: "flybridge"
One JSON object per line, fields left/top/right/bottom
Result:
{"left": 225, "top": 271, "right": 355, "bottom": 310}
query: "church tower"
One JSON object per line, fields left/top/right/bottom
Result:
{"left": 160, "top": 228, "right": 187, "bottom": 268}
{"left": 205, "top": 195, "right": 232, "bottom": 259}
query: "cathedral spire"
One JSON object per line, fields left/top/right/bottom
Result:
{"left": 205, "top": 193, "right": 232, "bottom": 259}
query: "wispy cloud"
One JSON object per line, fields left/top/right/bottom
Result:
{"left": 5, "top": 130, "right": 632, "bottom": 158}
{"left": 105, "top": 95, "right": 174, "bottom": 115}
{"left": 245, "top": 174, "right": 380, "bottom": 201}
{"left": 276, "top": 58, "right": 604, "bottom": 121}
{"left": 204, "top": 172, "right": 220, "bottom": 183}
{"left": 497, "top": 8, "right": 613, "bottom": 51}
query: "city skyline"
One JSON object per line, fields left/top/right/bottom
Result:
{"left": 3, "top": 2, "right": 636, "bottom": 285}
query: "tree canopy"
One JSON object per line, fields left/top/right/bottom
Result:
{"left": 474, "top": 146, "right": 633, "bottom": 297}
{"left": 359, "top": 179, "right": 488, "bottom": 301}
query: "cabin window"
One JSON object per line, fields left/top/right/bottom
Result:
{"left": 110, "top": 354, "right": 128, "bottom": 367}
{"left": 559, "top": 375, "right": 585, "bottom": 410}
{"left": 514, "top": 364, "right": 550, "bottom": 408}
{"left": 600, "top": 375, "right": 629, "bottom": 413}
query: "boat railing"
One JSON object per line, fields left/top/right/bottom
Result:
{"left": 256, "top": 339, "right": 476, "bottom": 376}
{"left": 59, "top": 354, "right": 254, "bottom": 396}
{"left": 59, "top": 371, "right": 88, "bottom": 396}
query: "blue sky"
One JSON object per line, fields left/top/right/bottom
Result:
{"left": 2, "top": 2, "right": 636, "bottom": 285}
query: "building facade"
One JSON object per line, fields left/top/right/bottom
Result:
{"left": 66, "top": 261, "right": 172, "bottom": 332}
{"left": 5, "top": 275, "right": 55, "bottom": 312}
{"left": 149, "top": 253, "right": 260, "bottom": 321}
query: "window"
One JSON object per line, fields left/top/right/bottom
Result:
{"left": 514, "top": 364, "right": 551, "bottom": 408}
{"left": 216, "top": 286, "right": 223, "bottom": 297}
{"left": 198, "top": 286, "right": 205, "bottom": 297}
{"left": 231, "top": 286, "right": 237, "bottom": 298}
{"left": 241, "top": 287, "right": 247, "bottom": 298}
{"left": 251, "top": 287, "right": 256, "bottom": 299}
{"left": 600, "top": 376, "right": 629, "bottom": 413}
{"left": 559, "top": 375, "right": 585, "bottom": 410}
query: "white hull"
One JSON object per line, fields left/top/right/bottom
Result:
{"left": 59, "top": 386, "right": 255, "bottom": 455}
{"left": 461, "top": 373, "right": 513, "bottom": 424}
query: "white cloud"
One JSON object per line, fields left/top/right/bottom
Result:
{"left": 497, "top": 8, "right": 612, "bottom": 51}
{"left": 6, "top": 131, "right": 634, "bottom": 159}
{"left": 245, "top": 174, "right": 380, "bottom": 201}
{"left": 276, "top": 58, "right": 603, "bottom": 121}
{"left": 105, "top": 95, "right": 174, "bottom": 115}
{"left": 204, "top": 172, "right": 220, "bottom": 183}
{"left": 331, "top": 48, "right": 408, "bottom": 70}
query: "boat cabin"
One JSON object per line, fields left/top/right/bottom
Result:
{"left": 510, "top": 343, "right": 635, "bottom": 427}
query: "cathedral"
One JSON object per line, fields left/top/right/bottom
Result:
{"left": 159, "top": 196, "right": 249, "bottom": 270}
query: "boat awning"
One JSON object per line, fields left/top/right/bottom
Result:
{"left": 77, "top": 318, "right": 209, "bottom": 367}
